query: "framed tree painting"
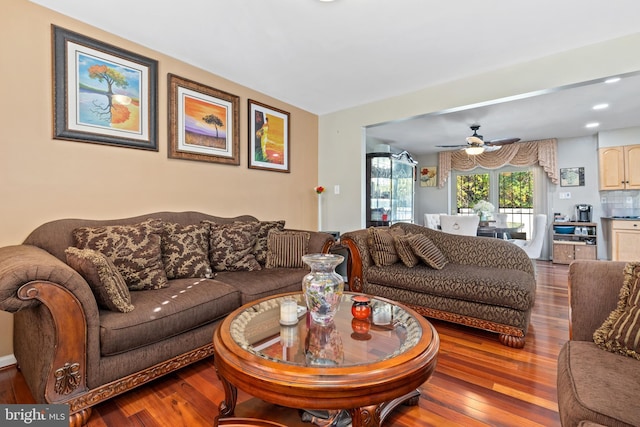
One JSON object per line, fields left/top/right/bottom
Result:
{"left": 248, "top": 100, "right": 290, "bottom": 172}
{"left": 168, "top": 74, "right": 240, "bottom": 165}
{"left": 52, "top": 25, "right": 158, "bottom": 150}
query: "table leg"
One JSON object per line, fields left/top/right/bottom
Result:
{"left": 217, "top": 375, "right": 238, "bottom": 417}
{"left": 344, "top": 388, "right": 421, "bottom": 427}
{"left": 349, "top": 405, "right": 381, "bottom": 427}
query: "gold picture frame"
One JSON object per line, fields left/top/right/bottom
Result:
{"left": 168, "top": 74, "right": 240, "bottom": 165}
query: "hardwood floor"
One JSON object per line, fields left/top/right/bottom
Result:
{"left": 0, "top": 260, "right": 569, "bottom": 426}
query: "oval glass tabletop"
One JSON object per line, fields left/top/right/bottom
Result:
{"left": 230, "top": 293, "right": 423, "bottom": 367}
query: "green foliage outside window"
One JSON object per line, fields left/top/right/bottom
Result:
{"left": 456, "top": 170, "right": 533, "bottom": 211}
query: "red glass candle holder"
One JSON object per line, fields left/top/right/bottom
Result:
{"left": 351, "top": 295, "right": 371, "bottom": 320}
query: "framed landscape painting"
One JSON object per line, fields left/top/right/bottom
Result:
{"left": 168, "top": 74, "right": 240, "bottom": 165}
{"left": 248, "top": 100, "right": 290, "bottom": 172}
{"left": 52, "top": 25, "right": 158, "bottom": 150}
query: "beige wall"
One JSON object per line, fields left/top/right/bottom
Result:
{"left": 319, "top": 33, "right": 640, "bottom": 234}
{"left": 0, "top": 0, "right": 319, "bottom": 359}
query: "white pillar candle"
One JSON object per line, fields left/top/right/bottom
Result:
{"left": 280, "top": 299, "right": 298, "bottom": 324}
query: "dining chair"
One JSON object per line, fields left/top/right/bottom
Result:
{"left": 511, "top": 214, "right": 547, "bottom": 259}
{"left": 424, "top": 213, "right": 446, "bottom": 230}
{"left": 439, "top": 215, "right": 480, "bottom": 236}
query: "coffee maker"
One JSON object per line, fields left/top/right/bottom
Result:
{"left": 576, "top": 204, "right": 592, "bottom": 222}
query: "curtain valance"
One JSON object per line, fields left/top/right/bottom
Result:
{"left": 437, "top": 139, "right": 558, "bottom": 188}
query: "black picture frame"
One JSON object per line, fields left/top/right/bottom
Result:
{"left": 52, "top": 25, "right": 158, "bottom": 150}
{"left": 560, "top": 167, "right": 585, "bottom": 187}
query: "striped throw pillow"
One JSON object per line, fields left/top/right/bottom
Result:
{"left": 408, "top": 234, "right": 447, "bottom": 270}
{"left": 394, "top": 233, "right": 419, "bottom": 268}
{"left": 367, "top": 227, "right": 405, "bottom": 267}
{"left": 265, "top": 230, "right": 310, "bottom": 268}
{"left": 593, "top": 262, "right": 640, "bottom": 360}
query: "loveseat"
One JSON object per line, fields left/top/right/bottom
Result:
{"left": 557, "top": 260, "right": 640, "bottom": 426}
{"left": 0, "top": 211, "right": 333, "bottom": 426}
{"left": 341, "top": 222, "right": 536, "bottom": 348}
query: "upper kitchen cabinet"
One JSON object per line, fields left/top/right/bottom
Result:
{"left": 598, "top": 144, "right": 640, "bottom": 190}
{"left": 366, "top": 151, "right": 417, "bottom": 228}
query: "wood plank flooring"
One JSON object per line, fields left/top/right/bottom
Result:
{"left": 0, "top": 260, "right": 569, "bottom": 426}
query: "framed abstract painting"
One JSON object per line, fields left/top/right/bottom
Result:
{"left": 52, "top": 25, "right": 158, "bottom": 150}
{"left": 248, "top": 100, "right": 290, "bottom": 172}
{"left": 168, "top": 74, "right": 240, "bottom": 165}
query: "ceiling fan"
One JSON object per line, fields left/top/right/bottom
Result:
{"left": 436, "top": 125, "right": 521, "bottom": 155}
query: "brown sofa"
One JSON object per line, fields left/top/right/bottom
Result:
{"left": 557, "top": 260, "right": 640, "bottom": 427}
{"left": 0, "top": 211, "right": 333, "bottom": 426}
{"left": 341, "top": 223, "right": 536, "bottom": 348}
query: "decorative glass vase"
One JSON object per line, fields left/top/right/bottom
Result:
{"left": 302, "top": 253, "right": 344, "bottom": 324}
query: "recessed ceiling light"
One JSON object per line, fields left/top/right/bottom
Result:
{"left": 605, "top": 77, "right": 621, "bottom": 84}
{"left": 586, "top": 122, "right": 600, "bottom": 128}
{"left": 592, "top": 103, "right": 609, "bottom": 110}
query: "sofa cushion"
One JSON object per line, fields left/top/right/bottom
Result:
{"left": 557, "top": 340, "right": 640, "bottom": 427}
{"left": 593, "top": 262, "right": 640, "bottom": 360}
{"left": 265, "top": 230, "right": 309, "bottom": 269}
{"left": 72, "top": 218, "right": 168, "bottom": 290}
{"left": 409, "top": 234, "right": 448, "bottom": 270}
{"left": 161, "top": 222, "right": 210, "bottom": 279}
{"left": 216, "top": 268, "right": 308, "bottom": 305}
{"left": 253, "top": 220, "right": 286, "bottom": 265}
{"left": 394, "top": 234, "right": 419, "bottom": 268}
{"left": 65, "top": 247, "right": 134, "bottom": 313}
{"left": 204, "top": 221, "right": 261, "bottom": 272}
{"left": 365, "top": 262, "right": 535, "bottom": 311}
{"left": 367, "top": 227, "right": 405, "bottom": 267}
{"left": 98, "top": 278, "right": 240, "bottom": 356}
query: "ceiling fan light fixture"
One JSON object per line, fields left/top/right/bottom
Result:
{"left": 465, "top": 146, "right": 485, "bottom": 155}
{"left": 466, "top": 136, "right": 484, "bottom": 145}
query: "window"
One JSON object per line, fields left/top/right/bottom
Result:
{"left": 454, "top": 167, "right": 535, "bottom": 238}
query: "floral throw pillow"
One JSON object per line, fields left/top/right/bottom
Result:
{"left": 593, "top": 262, "right": 640, "bottom": 360}
{"left": 161, "top": 222, "right": 211, "bottom": 279}
{"left": 253, "top": 220, "right": 286, "bottom": 265}
{"left": 65, "top": 247, "right": 134, "bottom": 313}
{"left": 203, "top": 221, "right": 261, "bottom": 272}
{"left": 72, "top": 218, "right": 168, "bottom": 291}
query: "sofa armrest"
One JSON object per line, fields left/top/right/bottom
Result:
{"left": 341, "top": 230, "right": 371, "bottom": 292}
{"left": 0, "top": 245, "right": 97, "bottom": 313}
{"left": 0, "top": 245, "right": 98, "bottom": 405}
{"left": 568, "top": 260, "right": 627, "bottom": 341}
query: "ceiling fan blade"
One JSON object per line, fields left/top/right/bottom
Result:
{"left": 435, "top": 144, "right": 469, "bottom": 148}
{"left": 485, "top": 137, "right": 521, "bottom": 146}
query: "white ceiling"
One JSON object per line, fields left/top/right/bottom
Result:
{"left": 31, "top": 0, "right": 640, "bottom": 154}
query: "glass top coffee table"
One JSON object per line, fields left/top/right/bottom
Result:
{"left": 213, "top": 292, "right": 439, "bottom": 427}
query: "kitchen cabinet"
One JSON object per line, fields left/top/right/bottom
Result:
{"left": 366, "top": 151, "right": 417, "bottom": 227}
{"left": 609, "top": 219, "right": 640, "bottom": 261}
{"left": 552, "top": 222, "right": 597, "bottom": 264}
{"left": 598, "top": 144, "right": 640, "bottom": 190}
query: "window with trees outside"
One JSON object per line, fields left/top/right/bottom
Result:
{"left": 454, "top": 167, "right": 535, "bottom": 238}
